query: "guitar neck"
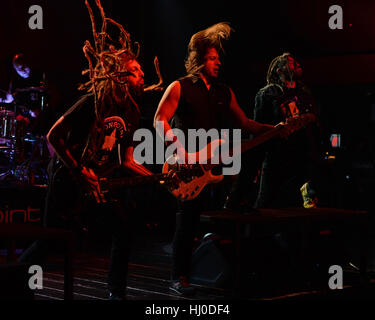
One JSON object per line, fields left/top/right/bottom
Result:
{"left": 232, "top": 126, "right": 283, "bottom": 157}
{"left": 206, "top": 113, "right": 316, "bottom": 169}
{"left": 207, "top": 126, "right": 282, "bottom": 169}
{"left": 101, "top": 173, "right": 168, "bottom": 190}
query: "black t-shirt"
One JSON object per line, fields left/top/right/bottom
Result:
{"left": 61, "top": 94, "right": 140, "bottom": 173}
{"left": 254, "top": 83, "right": 319, "bottom": 170}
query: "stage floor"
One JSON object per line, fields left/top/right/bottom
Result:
{"left": 18, "top": 229, "right": 375, "bottom": 301}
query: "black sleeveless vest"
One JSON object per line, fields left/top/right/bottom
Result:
{"left": 171, "top": 77, "right": 231, "bottom": 133}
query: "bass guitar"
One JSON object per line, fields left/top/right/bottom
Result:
{"left": 162, "top": 113, "right": 317, "bottom": 201}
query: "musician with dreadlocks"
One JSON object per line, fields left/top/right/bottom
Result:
{"left": 19, "top": 0, "right": 163, "bottom": 300}
{"left": 222, "top": 53, "right": 323, "bottom": 290}
{"left": 153, "top": 22, "right": 274, "bottom": 296}
{"left": 252, "top": 52, "right": 322, "bottom": 209}
{"left": 225, "top": 53, "right": 322, "bottom": 211}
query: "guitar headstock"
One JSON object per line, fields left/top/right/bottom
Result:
{"left": 280, "top": 113, "right": 317, "bottom": 137}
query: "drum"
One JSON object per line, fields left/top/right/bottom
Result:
{"left": 0, "top": 109, "right": 16, "bottom": 145}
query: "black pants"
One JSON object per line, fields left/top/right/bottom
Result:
{"left": 98, "top": 201, "right": 133, "bottom": 295}
{"left": 254, "top": 165, "right": 306, "bottom": 209}
{"left": 171, "top": 189, "right": 212, "bottom": 280}
{"left": 19, "top": 161, "right": 133, "bottom": 296}
{"left": 225, "top": 148, "right": 265, "bottom": 210}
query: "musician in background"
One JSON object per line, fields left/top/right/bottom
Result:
{"left": 224, "top": 53, "right": 324, "bottom": 291}
{"left": 227, "top": 53, "right": 323, "bottom": 211}
{"left": 0, "top": 53, "right": 56, "bottom": 137}
{"left": 0, "top": 53, "right": 32, "bottom": 103}
{"left": 154, "top": 22, "right": 274, "bottom": 296}
{"left": 19, "top": 1, "right": 158, "bottom": 300}
{"left": 0, "top": 53, "right": 42, "bottom": 111}
{"left": 0, "top": 53, "right": 57, "bottom": 176}
{"left": 252, "top": 53, "right": 322, "bottom": 209}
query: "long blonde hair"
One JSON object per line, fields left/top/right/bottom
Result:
{"left": 184, "top": 22, "right": 232, "bottom": 77}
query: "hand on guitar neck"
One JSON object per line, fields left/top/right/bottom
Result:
{"left": 274, "top": 121, "right": 291, "bottom": 139}
{"left": 275, "top": 113, "right": 317, "bottom": 139}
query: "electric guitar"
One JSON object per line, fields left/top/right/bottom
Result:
{"left": 162, "top": 113, "right": 317, "bottom": 201}
{"left": 84, "top": 170, "right": 172, "bottom": 204}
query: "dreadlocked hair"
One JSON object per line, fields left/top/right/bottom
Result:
{"left": 78, "top": 0, "right": 163, "bottom": 163}
{"left": 266, "top": 52, "right": 293, "bottom": 90}
{"left": 184, "top": 22, "right": 232, "bottom": 78}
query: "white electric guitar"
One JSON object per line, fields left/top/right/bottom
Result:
{"left": 162, "top": 113, "right": 317, "bottom": 201}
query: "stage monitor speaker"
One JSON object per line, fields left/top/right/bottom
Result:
{"left": 190, "top": 239, "right": 231, "bottom": 288}
{"left": 0, "top": 262, "right": 34, "bottom": 300}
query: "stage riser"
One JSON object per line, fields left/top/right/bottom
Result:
{"left": 0, "top": 185, "right": 46, "bottom": 225}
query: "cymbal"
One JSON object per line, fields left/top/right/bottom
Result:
{"left": 14, "top": 86, "right": 46, "bottom": 93}
{"left": 0, "top": 109, "right": 15, "bottom": 116}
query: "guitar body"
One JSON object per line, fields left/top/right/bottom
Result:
{"left": 162, "top": 139, "right": 225, "bottom": 201}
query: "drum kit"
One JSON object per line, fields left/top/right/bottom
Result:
{"left": 0, "top": 86, "right": 51, "bottom": 185}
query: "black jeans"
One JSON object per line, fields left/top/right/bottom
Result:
{"left": 19, "top": 161, "right": 133, "bottom": 296}
{"left": 171, "top": 189, "right": 211, "bottom": 280}
{"left": 225, "top": 147, "right": 265, "bottom": 210}
{"left": 254, "top": 157, "right": 313, "bottom": 209}
{"left": 93, "top": 200, "right": 133, "bottom": 296}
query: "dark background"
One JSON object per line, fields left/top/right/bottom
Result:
{"left": 0, "top": 0, "right": 374, "bottom": 211}
{"left": 1, "top": 1, "right": 374, "bottom": 136}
